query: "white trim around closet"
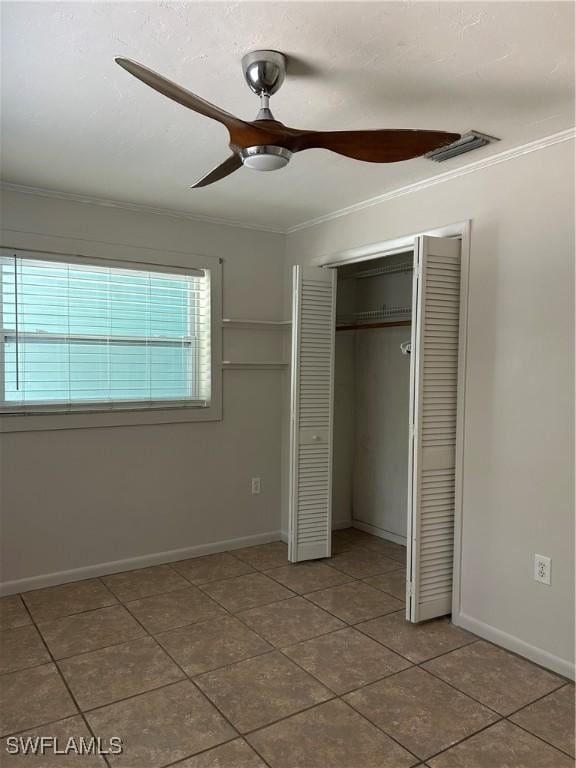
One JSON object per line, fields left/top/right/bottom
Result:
{"left": 318, "top": 220, "right": 471, "bottom": 623}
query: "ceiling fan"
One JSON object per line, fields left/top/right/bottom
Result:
{"left": 115, "top": 50, "right": 460, "bottom": 188}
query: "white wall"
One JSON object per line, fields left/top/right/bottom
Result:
{"left": 354, "top": 325, "right": 411, "bottom": 541}
{"left": 333, "top": 262, "right": 412, "bottom": 540}
{"left": 350, "top": 263, "right": 412, "bottom": 540}
{"left": 2, "top": 139, "right": 574, "bottom": 678}
{"left": 332, "top": 331, "right": 355, "bottom": 528}
{"left": 286, "top": 139, "right": 575, "bottom": 677}
{"left": 0, "top": 190, "right": 287, "bottom": 591}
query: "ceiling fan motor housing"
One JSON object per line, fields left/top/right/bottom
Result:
{"left": 240, "top": 145, "right": 292, "bottom": 171}
{"left": 241, "top": 50, "right": 287, "bottom": 96}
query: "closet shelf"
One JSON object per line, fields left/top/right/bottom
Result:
{"left": 337, "top": 307, "right": 411, "bottom": 323}
{"left": 342, "top": 263, "right": 413, "bottom": 280}
{"left": 336, "top": 307, "right": 412, "bottom": 332}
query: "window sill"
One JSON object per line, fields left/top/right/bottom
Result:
{"left": 0, "top": 402, "right": 222, "bottom": 432}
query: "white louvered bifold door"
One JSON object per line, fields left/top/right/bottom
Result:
{"left": 407, "top": 236, "right": 462, "bottom": 621}
{"left": 288, "top": 265, "right": 336, "bottom": 562}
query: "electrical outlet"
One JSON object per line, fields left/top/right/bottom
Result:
{"left": 251, "top": 477, "right": 261, "bottom": 495}
{"left": 534, "top": 554, "right": 551, "bottom": 585}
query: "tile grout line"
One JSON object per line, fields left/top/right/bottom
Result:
{"left": 188, "top": 553, "right": 352, "bottom": 766}
{"left": 119, "top": 567, "right": 282, "bottom": 768}
{"left": 412, "top": 644, "right": 568, "bottom": 718}
{"left": 8, "top": 596, "right": 114, "bottom": 768}
{"left": 5, "top": 553, "right": 404, "bottom": 671}
{"left": 2, "top": 646, "right": 569, "bottom": 760}
{"left": 3, "top": 537, "right": 573, "bottom": 765}
{"left": 154, "top": 546, "right": 401, "bottom": 766}
{"left": 142, "top": 575, "right": 281, "bottom": 768}
{"left": 182, "top": 559, "right": 424, "bottom": 766}
{"left": 503, "top": 680, "right": 573, "bottom": 718}
{"left": 422, "top": 690, "right": 576, "bottom": 766}
{"left": 295, "top": 592, "right": 570, "bottom": 722}
{"left": 12, "top": 604, "right": 149, "bottom": 666}
{"left": 99, "top": 594, "right": 278, "bottom": 768}
{"left": 297, "top": 564, "right": 575, "bottom": 762}
{"left": 297, "top": 582, "right": 405, "bottom": 626}
{"left": 99, "top": 575, "right": 221, "bottom": 605}
{"left": 262, "top": 571, "right": 358, "bottom": 594}
{"left": 308, "top": 626, "right": 573, "bottom": 763}
{"left": 62, "top": 564, "right": 576, "bottom": 736}
{"left": 92, "top": 560, "right": 570, "bottom": 715}
{"left": 416, "top": 715, "right": 507, "bottom": 764}
{"left": 7, "top": 583, "right": 255, "bottom": 763}
{"left": 196, "top": 554, "right": 573, "bottom": 761}
{"left": 48, "top": 594, "right": 262, "bottom": 768}
{"left": 501, "top": 686, "right": 575, "bottom": 761}
{"left": 474, "top": 634, "right": 575, "bottom": 684}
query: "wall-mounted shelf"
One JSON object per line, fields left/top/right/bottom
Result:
{"left": 221, "top": 319, "right": 291, "bottom": 330}
{"left": 221, "top": 361, "right": 288, "bottom": 370}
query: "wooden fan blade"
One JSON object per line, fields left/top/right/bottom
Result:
{"left": 115, "top": 58, "right": 249, "bottom": 131}
{"left": 291, "top": 129, "right": 460, "bottom": 162}
{"left": 190, "top": 155, "right": 243, "bottom": 188}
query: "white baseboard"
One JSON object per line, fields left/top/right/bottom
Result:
{"left": 455, "top": 611, "right": 575, "bottom": 681}
{"left": 0, "top": 531, "right": 283, "bottom": 596}
{"left": 279, "top": 519, "right": 351, "bottom": 545}
{"left": 332, "top": 519, "right": 352, "bottom": 531}
{"left": 352, "top": 519, "right": 407, "bottom": 545}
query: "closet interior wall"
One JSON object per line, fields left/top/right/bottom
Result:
{"left": 333, "top": 251, "right": 414, "bottom": 542}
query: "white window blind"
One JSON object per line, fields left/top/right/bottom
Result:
{"left": 0, "top": 250, "right": 212, "bottom": 414}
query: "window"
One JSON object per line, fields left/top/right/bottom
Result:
{"left": 0, "top": 250, "right": 213, "bottom": 415}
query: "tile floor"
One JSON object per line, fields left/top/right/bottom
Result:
{"left": 0, "top": 528, "right": 574, "bottom": 768}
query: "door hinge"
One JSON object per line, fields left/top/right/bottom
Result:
{"left": 407, "top": 581, "right": 414, "bottom": 597}
{"left": 409, "top": 423, "right": 416, "bottom": 439}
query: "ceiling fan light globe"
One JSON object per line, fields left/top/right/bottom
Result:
{"left": 240, "top": 146, "right": 292, "bottom": 171}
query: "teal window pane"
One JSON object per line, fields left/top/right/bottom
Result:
{"left": 1, "top": 257, "right": 209, "bottom": 406}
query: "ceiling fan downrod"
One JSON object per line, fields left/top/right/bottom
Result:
{"left": 240, "top": 50, "right": 291, "bottom": 170}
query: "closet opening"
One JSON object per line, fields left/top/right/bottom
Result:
{"left": 288, "top": 233, "right": 465, "bottom": 623}
{"left": 333, "top": 250, "right": 414, "bottom": 548}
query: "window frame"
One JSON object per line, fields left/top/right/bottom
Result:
{"left": 0, "top": 247, "right": 222, "bottom": 432}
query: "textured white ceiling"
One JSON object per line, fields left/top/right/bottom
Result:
{"left": 1, "top": 1, "right": 574, "bottom": 230}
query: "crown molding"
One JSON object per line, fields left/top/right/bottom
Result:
{"left": 286, "top": 127, "right": 576, "bottom": 234}
{"left": 2, "top": 128, "right": 574, "bottom": 237}
{"left": 0, "top": 182, "right": 285, "bottom": 235}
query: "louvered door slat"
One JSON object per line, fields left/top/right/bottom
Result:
{"left": 289, "top": 266, "right": 336, "bottom": 562}
{"left": 408, "top": 236, "right": 461, "bottom": 622}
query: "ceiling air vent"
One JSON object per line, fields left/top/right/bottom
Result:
{"left": 425, "top": 131, "right": 500, "bottom": 162}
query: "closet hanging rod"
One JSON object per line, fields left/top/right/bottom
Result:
{"left": 336, "top": 320, "right": 412, "bottom": 332}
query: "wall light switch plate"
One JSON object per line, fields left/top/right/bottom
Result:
{"left": 251, "top": 478, "right": 261, "bottom": 495}
{"left": 534, "top": 554, "right": 551, "bottom": 585}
